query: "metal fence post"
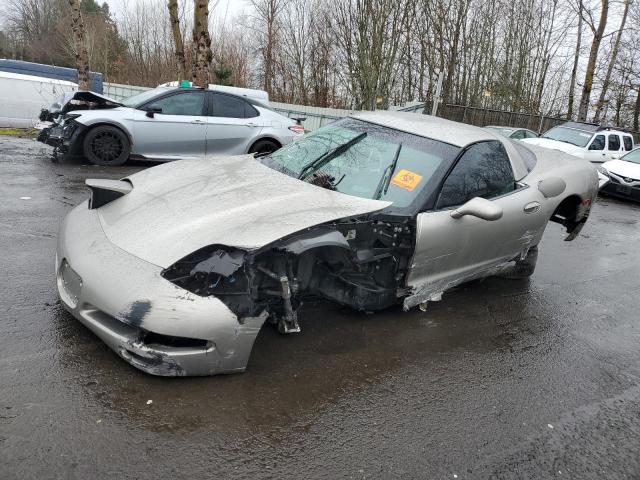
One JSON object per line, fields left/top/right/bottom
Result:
{"left": 538, "top": 112, "right": 545, "bottom": 134}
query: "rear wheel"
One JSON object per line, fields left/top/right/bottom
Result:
{"left": 500, "top": 245, "right": 538, "bottom": 279}
{"left": 249, "top": 139, "right": 279, "bottom": 156}
{"left": 83, "top": 125, "right": 130, "bottom": 166}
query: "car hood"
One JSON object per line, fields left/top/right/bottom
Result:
{"left": 97, "top": 155, "right": 392, "bottom": 268}
{"left": 602, "top": 159, "right": 640, "bottom": 179}
{"left": 522, "top": 137, "right": 584, "bottom": 156}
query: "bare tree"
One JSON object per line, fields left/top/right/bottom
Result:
{"left": 578, "top": 0, "right": 609, "bottom": 121}
{"left": 68, "top": 0, "right": 90, "bottom": 90}
{"left": 192, "top": 0, "right": 212, "bottom": 88}
{"left": 168, "top": 0, "right": 187, "bottom": 80}
{"left": 593, "top": 0, "right": 632, "bottom": 123}
{"left": 568, "top": 0, "right": 583, "bottom": 118}
{"left": 249, "top": 0, "right": 289, "bottom": 97}
{"left": 333, "top": 0, "right": 408, "bottom": 110}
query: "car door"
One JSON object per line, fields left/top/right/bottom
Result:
{"left": 205, "top": 92, "right": 262, "bottom": 155}
{"left": 132, "top": 90, "right": 207, "bottom": 161}
{"left": 584, "top": 133, "right": 607, "bottom": 163}
{"left": 407, "top": 141, "right": 545, "bottom": 299}
{"left": 606, "top": 133, "right": 623, "bottom": 159}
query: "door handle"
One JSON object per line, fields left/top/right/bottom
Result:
{"left": 245, "top": 122, "right": 257, "bottom": 127}
{"left": 191, "top": 119, "right": 206, "bottom": 124}
{"left": 523, "top": 201, "right": 541, "bottom": 214}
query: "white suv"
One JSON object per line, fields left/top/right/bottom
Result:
{"left": 522, "top": 121, "right": 634, "bottom": 164}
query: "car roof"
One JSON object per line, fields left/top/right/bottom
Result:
{"left": 352, "top": 110, "right": 500, "bottom": 148}
{"left": 350, "top": 111, "right": 529, "bottom": 180}
{"left": 555, "top": 121, "right": 631, "bottom": 136}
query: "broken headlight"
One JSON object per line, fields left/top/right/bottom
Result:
{"left": 61, "top": 118, "right": 81, "bottom": 139}
{"left": 161, "top": 246, "right": 250, "bottom": 297}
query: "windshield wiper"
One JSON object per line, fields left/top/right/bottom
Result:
{"left": 298, "top": 132, "right": 367, "bottom": 180}
{"left": 374, "top": 143, "right": 403, "bottom": 200}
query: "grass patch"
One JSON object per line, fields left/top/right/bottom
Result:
{"left": 0, "top": 127, "right": 39, "bottom": 138}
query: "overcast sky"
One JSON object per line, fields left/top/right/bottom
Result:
{"left": 0, "top": 0, "right": 249, "bottom": 29}
{"left": 102, "top": 0, "right": 249, "bottom": 26}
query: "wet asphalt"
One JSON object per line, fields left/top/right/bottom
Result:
{"left": 1, "top": 135, "right": 639, "bottom": 479}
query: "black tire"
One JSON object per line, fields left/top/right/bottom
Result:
{"left": 83, "top": 125, "right": 130, "bottom": 166}
{"left": 500, "top": 245, "right": 538, "bottom": 279}
{"left": 249, "top": 139, "right": 279, "bottom": 156}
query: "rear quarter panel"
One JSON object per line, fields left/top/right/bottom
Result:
{"left": 524, "top": 144, "right": 599, "bottom": 230}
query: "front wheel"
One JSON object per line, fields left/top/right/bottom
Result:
{"left": 83, "top": 125, "right": 130, "bottom": 166}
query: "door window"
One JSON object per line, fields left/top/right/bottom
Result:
{"left": 589, "top": 135, "right": 605, "bottom": 150}
{"left": 436, "top": 141, "right": 516, "bottom": 209}
{"left": 525, "top": 130, "right": 538, "bottom": 138}
{"left": 608, "top": 134, "right": 621, "bottom": 151}
{"left": 623, "top": 136, "right": 633, "bottom": 151}
{"left": 147, "top": 92, "right": 206, "bottom": 116}
{"left": 211, "top": 93, "right": 256, "bottom": 118}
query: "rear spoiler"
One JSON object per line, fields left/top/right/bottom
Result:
{"left": 86, "top": 179, "right": 132, "bottom": 209}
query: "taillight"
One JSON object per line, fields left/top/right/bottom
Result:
{"left": 288, "top": 124, "right": 304, "bottom": 134}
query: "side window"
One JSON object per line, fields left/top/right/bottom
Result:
{"left": 525, "top": 130, "right": 538, "bottom": 138}
{"left": 623, "top": 136, "right": 633, "bottom": 151}
{"left": 245, "top": 103, "right": 259, "bottom": 118}
{"left": 437, "top": 141, "right": 516, "bottom": 209}
{"left": 589, "top": 134, "right": 605, "bottom": 151}
{"left": 608, "top": 134, "right": 621, "bottom": 151}
{"left": 148, "top": 92, "right": 205, "bottom": 116}
{"left": 211, "top": 93, "right": 250, "bottom": 118}
{"left": 511, "top": 130, "right": 526, "bottom": 140}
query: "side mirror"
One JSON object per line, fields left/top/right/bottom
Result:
{"left": 538, "top": 177, "right": 566, "bottom": 198}
{"left": 145, "top": 105, "right": 162, "bottom": 118}
{"left": 450, "top": 197, "right": 503, "bottom": 221}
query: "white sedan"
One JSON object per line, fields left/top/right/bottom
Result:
{"left": 598, "top": 148, "right": 640, "bottom": 202}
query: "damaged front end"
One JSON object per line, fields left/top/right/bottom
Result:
{"left": 161, "top": 217, "right": 416, "bottom": 334}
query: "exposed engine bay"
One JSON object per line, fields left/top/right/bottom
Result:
{"left": 39, "top": 91, "right": 121, "bottom": 122}
{"left": 162, "top": 216, "right": 415, "bottom": 334}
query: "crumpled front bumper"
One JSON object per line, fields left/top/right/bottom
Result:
{"left": 56, "top": 203, "right": 267, "bottom": 376}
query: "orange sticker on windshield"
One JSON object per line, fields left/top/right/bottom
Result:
{"left": 390, "top": 169, "right": 423, "bottom": 192}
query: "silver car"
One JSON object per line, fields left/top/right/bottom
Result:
{"left": 38, "top": 87, "right": 303, "bottom": 165}
{"left": 56, "top": 111, "right": 599, "bottom": 376}
{"left": 484, "top": 125, "right": 539, "bottom": 140}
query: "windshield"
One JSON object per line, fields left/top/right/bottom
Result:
{"left": 260, "top": 118, "right": 460, "bottom": 209}
{"left": 542, "top": 126, "right": 592, "bottom": 147}
{"left": 121, "top": 88, "right": 169, "bottom": 108}
{"left": 622, "top": 148, "right": 640, "bottom": 165}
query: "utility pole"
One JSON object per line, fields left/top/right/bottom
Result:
{"left": 431, "top": 71, "right": 444, "bottom": 116}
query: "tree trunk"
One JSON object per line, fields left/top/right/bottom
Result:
{"left": 168, "top": 0, "right": 187, "bottom": 80}
{"left": 577, "top": 0, "right": 609, "bottom": 122}
{"left": 192, "top": 0, "right": 212, "bottom": 88}
{"left": 69, "top": 0, "right": 90, "bottom": 91}
{"left": 593, "top": 0, "right": 630, "bottom": 124}
{"left": 567, "top": 0, "right": 582, "bottom": 119}
{"left": 633, "top": 87, "right": 640, "bottom": 132}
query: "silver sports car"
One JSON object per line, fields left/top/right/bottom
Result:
{"left": 56, "top": 111, "right": 599, "bottom": 376}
